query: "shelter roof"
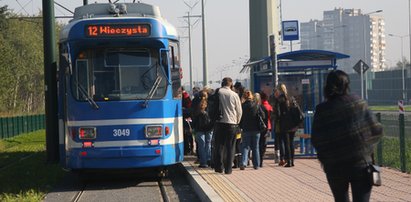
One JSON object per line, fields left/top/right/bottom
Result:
{"left": 277, "top": 49, "right": 350, "bottom": 61}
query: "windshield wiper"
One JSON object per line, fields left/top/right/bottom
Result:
{"left": 142, "top": 75, "right": 162, "bottom": 108}
{"left": 76, "top": 81, "right": 99, "bottom": 110}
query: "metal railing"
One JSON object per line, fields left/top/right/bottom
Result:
{"left": 0, "top": 114, "right": 45, "bottom": 139}
{"left": 375, "top": 112, "right": 410, "bottom": 173}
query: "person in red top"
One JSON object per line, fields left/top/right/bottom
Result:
{"left": 258, "top": 91, "right": 273, "bottom": 167}
{"left": 182, "top": 87, "right": 193, "bottom": 155}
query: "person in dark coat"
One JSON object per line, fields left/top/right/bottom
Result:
{"left": 191, "top": 90, "right": 213, "bottom": 168}
{"left": 312, "top": 70, "right": 383, "bottom": 202}
{"left": 239, "top": 90, "right": 263, "bottom": 170}
{"left": 276, "top": 83, "right": 297, "bottom": 167}
{"left": 182, "top": 87, "right": 193, "bottom": 155}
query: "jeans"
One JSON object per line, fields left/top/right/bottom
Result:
{"left": 325, "top": 165, "right": 372, "bottom": 202}
{"left": 196, "top": 130, "right": 213, "bottom": 166}
{"left": 277, "top": 132, "right": 286, "bottom": 161}
{"left": 241, "top": 131, "right": 260, "bottom": 169}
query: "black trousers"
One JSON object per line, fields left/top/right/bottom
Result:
{"left": 213, "top": 123, "right": 237, "bottom": 174}
{"left": 325, "top": 165, "right": 372, "bottom": 202}
{"left": 283, "top": 131, "right": 296, "bottom": 161}
{"left": 259, "top": 130, "right": 269, "bottom": 166}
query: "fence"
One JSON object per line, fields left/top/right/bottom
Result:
{"left": 375, "top": 112, "right": 410, "bottom": 173}
{"left": 0, "top": 114, "right": 45, "bottom": 139}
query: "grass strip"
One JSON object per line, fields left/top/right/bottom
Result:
{"left": 0, "top": 130, "right": 67, "bottom": 202}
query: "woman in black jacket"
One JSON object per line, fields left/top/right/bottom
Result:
{"left": 239, "top": 90, "right": 264, "bottom": 170}
{"left": 277, "top": 83, "right": 298, "bottom": 167}
{"left": 312, "top": 70, "right": 383, "bottom": 202}
{"left": 191, "top": 90, "right": 213, "bottom": 168}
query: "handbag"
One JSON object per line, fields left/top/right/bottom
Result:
{"left": 367, "top": 163, "right": 382, "bottom": 186}
{"left": 257, "top": 112, "right": 267, "bottom": 132}
{"left": 364, "top": 156, "right": 381, "bottom": 186}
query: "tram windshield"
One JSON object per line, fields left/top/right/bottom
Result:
{"left": 72, "top": 48, "right": 168, "bottom": 101}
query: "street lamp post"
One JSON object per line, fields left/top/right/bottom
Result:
{"left": 362, "top": 10, "right": 382, "bottom": 100}
{"left": 389, "top": 33, "right": 408, "bottom": 101}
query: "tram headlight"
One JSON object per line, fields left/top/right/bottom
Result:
{"left": 145, "top": 125, "right": 163, "bottom": 138}
{"left": 79, "top": 127, "right": 96, "bottom": 140}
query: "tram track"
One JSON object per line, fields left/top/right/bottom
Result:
{"left": 45, "top": 164, "right": 200, "bottom": 202}
{"left": 158, "top": 178, "right": 170, "bottom": 202}
{"left": 71, "top": 187, "right": 85, "bottom": 202}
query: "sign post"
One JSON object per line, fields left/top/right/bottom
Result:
{"left": 282, "top": 20, "right": 299, "bottom": 51}
{"left": 353, "top": 60, "right": 370, "bottom": 100}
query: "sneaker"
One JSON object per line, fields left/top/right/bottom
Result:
{"left": 279, "top": 160, "right": 285, "bottom": 166}
{"left": 274, "top": 151, "right": 279, "bottom": 163}
{"left": 199, "top": 164, "right": 208, "bottom": 168}
{"left": 240, "top": 165, "right": 245, "bottom": 170}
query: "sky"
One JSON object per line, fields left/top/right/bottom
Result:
{"left": 2, "top": 0, "right": 410, "bottom": 87}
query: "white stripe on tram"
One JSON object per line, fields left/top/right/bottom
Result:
{"left": 67, "top": 117, "right": 179, "bottom": 127}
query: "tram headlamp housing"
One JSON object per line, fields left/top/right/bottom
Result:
{"left": 79, "top": 127, "right": 96, "bottom": 140}
{"left": 145, "top": 125, "right": 163, "bottom": 138}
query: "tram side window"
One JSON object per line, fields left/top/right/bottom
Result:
{"left": 169, "top": 41, "right": 181, "bottom": 99}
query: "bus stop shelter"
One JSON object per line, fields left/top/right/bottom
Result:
{"left": 244, "top": 49, "right": 350, "bottom": 156}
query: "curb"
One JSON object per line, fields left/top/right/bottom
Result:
{"left": 180, "top": 162, "right": 224, "bottom": 202}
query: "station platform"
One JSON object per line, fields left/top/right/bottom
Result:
{"left": 182, "top": 147, "right": 411, "bottom": 202}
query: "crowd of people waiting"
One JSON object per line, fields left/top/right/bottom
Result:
{"left": 181, "top": 77, "right": 304, "bottom": 174}
{"left": 182, "top": 71, "right": 383, "bottom": 201}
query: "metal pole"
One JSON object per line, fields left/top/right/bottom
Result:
{"left": 42, "top": 0, "right": 59, "bottom": 162}
{"left": 402, "top": 37, "right": 406, "bottom": 101}
{"left": 187, "top": 12, "right": 193, "bottom": 91}
{"left": 399, "top": 113, "right": 406, "bottom": 172}
{"left": 362, "top": 16, "right": 366, "bottom": 100}
{"left": 83, "top": 0, "right": 88, "bottom": 5}
{"left": 201, "top": 0, "right": 208, "bottom": 87}
{"left": 376, "top": 113, "right": 383, "bottom": 166}
{"left": 408, "top": 0, "right": 410, "bottom": 102}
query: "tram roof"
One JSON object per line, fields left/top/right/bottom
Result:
{"left": 277, "top": 49, "right": 350, "bottom": 61}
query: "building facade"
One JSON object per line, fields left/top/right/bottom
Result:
{"left": 300, "top": 8, "right": 386, "bottom": 73}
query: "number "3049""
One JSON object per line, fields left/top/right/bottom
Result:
{"left": 113, "top": 129, "right": 130, "bottom": 136}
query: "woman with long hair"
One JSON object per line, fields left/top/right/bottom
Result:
{"left": 239, "top": 90, "right": 263, "bottom": 170}
{"left": 191, "top": 90, "right": 213, "bottom": 168}
{"left": 277, "top": 83, "right": 298, "bottom": 167}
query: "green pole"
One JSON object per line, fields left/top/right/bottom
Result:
{"left": 399, "top": 113, "right": 406, "bottom": 172}
{"left": 376, "top": 113, "right": 383, "bottom": 166}
{"left": 43, "top": 0, "right": 59, "bottom": 163}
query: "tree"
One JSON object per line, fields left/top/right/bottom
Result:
{"left": 395, "top": 57, "right": 410, "bottom": 70}
{"left": 0, "top": 8, "right": 45, "bottom": 115}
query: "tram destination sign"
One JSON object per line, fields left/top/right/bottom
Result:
{"left": 86, "top": 24, "right": 151, "bottom": 37}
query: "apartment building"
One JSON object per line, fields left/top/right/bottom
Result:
{"left": 300, "top": 8, "right": 386, "bottom": 73}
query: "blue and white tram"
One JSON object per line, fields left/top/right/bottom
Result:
{"left": 58, "top": 2, "right": 184, "bottom": 169}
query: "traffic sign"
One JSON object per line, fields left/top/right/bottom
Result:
{"left": 353, "top": 60, "right": 370, "bottom": 74}
{"left": 282, "top": 20, "right": 299, "bottom": 41}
